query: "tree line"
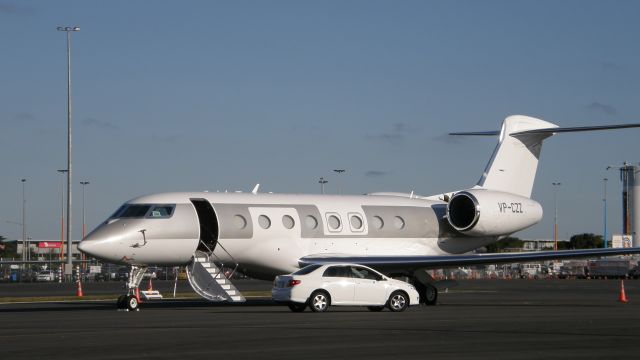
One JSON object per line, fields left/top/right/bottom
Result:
{"left": 485, "top": 233, "right": 605, "bottom": 253}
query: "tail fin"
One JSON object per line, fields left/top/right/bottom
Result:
{"left": 451, "top": 115, "right": 640, "bottom": 198}
{"left": 476, "top": 115, "right": 556, "bottom": 198}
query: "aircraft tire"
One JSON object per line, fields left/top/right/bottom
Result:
{"left": 423, "top": 284, "right": 438, "bottom": 306}
{"left": 116, "top": 295, "right": 127, "bottom": 309}
{"left": 126, "top": 295, "right": 139, "bottom": 311}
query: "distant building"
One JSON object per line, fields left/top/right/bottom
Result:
{"left": 522, "top": 239, "right": 570, "bottom": 251}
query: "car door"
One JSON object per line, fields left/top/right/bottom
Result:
{"left": 350, "top": 266, "right": 388, "bottom": 305}
{"left": 321, "top": 266, "right": 355, "bottom": 305}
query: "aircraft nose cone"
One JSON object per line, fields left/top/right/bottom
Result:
{"left": 78, "top": 239, "right": 103, "bottom": 259}
{"left": 77, "top": 239, "right": 91, "bottom": 254}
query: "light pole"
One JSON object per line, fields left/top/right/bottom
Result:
{"left": 80, "top": 181, "right": 90, "bottom": 239}
{"left": 603, "top": 178, "right": 608, "bottom": 248}
{"left": 552, "top": 182, "right": 562, "bottom": 250}
{"left": 333, "top": 169, "right": 345, "bottom": 194}
{"left": 21, "top": 179, "right": 26, "bottom": 269}
{"left": 57, "top": 25, "right": 80, "bottom": 278}
{"left": 57, "top": 169, "right": 67, "bottom": 260}
{"left": 319, "top": 177, "right": 328, "bottom": 194}
{"left": 80, "top": 181, "right": 90, "bottom": 271}
{"left": 607, "top": 163, "right": 632, "bottom": 236}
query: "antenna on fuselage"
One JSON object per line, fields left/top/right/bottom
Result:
{"left": 252, "top": 184, "right": 260, "bottom": 195}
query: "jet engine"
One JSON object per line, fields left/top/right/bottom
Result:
{"left": 446, "top": 189, "right": 543, "bottom": 237}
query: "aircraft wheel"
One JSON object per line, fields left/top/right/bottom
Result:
{"left": 287, "top": 302, "right": 307, "bottom": 312}
{"left": 424, "top": 284, "right": 438, "bottom": 306}
{"left": 126, "top": 295, "right": 139, "bottom": 311}
{"left": 309, "top": 290, "right": 330, "bottom": 312}
{"left": 387, "top": 291, "right": 409, "bottom": 312}
{"left": 116, "top": 295, "right": 127, "bottom": 309}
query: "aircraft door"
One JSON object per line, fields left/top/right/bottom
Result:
{"left": 190, "top": 199, "right": 219, "bottom": 252}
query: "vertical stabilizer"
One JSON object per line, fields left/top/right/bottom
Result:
{"left": 476, "top": 115, "right": 558, "bottom": 198}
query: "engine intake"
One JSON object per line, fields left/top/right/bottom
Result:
{"left": 446, "top": 189, "right": 543, "bottom": 237}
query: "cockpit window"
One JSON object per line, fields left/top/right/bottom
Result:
{"left": 147, "top": 205, "right": 175, "bottom": 218}
{"left": 109, "top": 204, "right": 176, "bottom": 219}
{"left": 119, "top": 205, "right": 151, "bottom": 218}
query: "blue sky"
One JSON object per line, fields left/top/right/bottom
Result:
{"left": 1, "top": 0, "right": 639, "bottom": 242}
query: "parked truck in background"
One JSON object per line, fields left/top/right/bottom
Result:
{"left": 587, "top": 259, "right": 632, "bottom": 279}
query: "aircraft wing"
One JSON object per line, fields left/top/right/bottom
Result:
{"left": 299, "top": 247, "right": 640, "bottom": 273}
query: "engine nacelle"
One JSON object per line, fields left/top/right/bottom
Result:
{"left": 446, "top": 189, "right": 543, "bottom": 237}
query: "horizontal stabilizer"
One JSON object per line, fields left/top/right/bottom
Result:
{"left": 449, "top": 130, "right": 500, "bottom": 136}
{"left": 511, "top": 123, "right": 640, "bottom": 136}
{"left": 446, "top": 116, "right": 640, "bottom": 198}
{"left": 300, "top": 247, "right": 640, "bottom": 272}
{"left": 450, "top": 123, "right": 640, "bottom": 137}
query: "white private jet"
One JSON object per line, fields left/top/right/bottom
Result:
{"left": 79, "top": 115, "right": 640, "bottom": 311}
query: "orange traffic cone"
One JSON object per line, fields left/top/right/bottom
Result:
{"left": 135, "top": 287, "right": 141, "bottom": 303}
{"left": 147, "top": 278, "right": 153, "bottom": 292}
{"left": 76, "top": 280, "right": 83, "bottom": 297}
{"left": 619, "top": 280, "right": 628, "bottom": 303}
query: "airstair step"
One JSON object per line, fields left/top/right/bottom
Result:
{"left": 140, "top": 290, "right": 163, "bottom": 300}
{"left": 188, "top": 252, "right": 246, "bottom": 303}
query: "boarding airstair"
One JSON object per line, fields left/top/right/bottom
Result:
{"left": 186, "top": 249, "right": 246, "bottom": 302}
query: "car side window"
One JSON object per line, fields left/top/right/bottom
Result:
{"left": 351, "top": 266, "right": 382, "bottom": 281}
{"left": 323, "top": 266, "right": 351, "bottom": 278}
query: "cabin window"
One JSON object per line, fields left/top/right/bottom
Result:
{"left": 305, "top": 215, "right": 318, "bottom": 230}
{"left": 234, "top": 215, "right": 247, "bottom": 229}
{"left": 327, "top": 214, "right": 341, "bottom": 231}
{"left": 394, "top": 216, "right": 405, "bottom": 230}
{"left": 372, "top": 216, "right": 384, "bottom": 230}
{"left": 258, "top": 215, "right": 271, "bottom": 229}
{"left": 350, "top": 215, "right": 363, "bottom": 231}
{"left": 282, "top": 215, "right": 295, "bottom": 229}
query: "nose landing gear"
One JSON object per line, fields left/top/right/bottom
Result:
{"left": 117, "top": 265, "right": 147, "bottom": 311}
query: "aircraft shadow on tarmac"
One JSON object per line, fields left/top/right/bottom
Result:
{"left": 0, "top": 298, "right": 621, "bottom": 314}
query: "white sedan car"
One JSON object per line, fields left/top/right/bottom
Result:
{"left": 272, "top": 263, "right": 420, "bottom": 312}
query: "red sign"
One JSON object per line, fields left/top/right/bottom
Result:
{"left": 38, "top": 241, "right": 62, "bottom": 249}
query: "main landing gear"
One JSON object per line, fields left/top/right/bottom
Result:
{"left": 411, "top": 270, "right": 439, "bottom": 306}
{"left": 117, "top": 265, "right": 147, "bottom": 311}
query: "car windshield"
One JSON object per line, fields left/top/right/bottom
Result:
{"left": 292, "top": 264, "right": 322, "bottom": 275}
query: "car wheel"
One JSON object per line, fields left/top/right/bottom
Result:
{"left": 387, "top": 291, "right": 409, "bottom": 312}
{"left": 424, "top": 284, "right": 438, "bottom": 306}
{"left": 309, "top": 290, "right": 330, "bottom": 312}
{"left": 367, "top": 306, "right": 385, "bottom": 312}
{"left": 287, "top": 302, "right": 307, "bottom": 312}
